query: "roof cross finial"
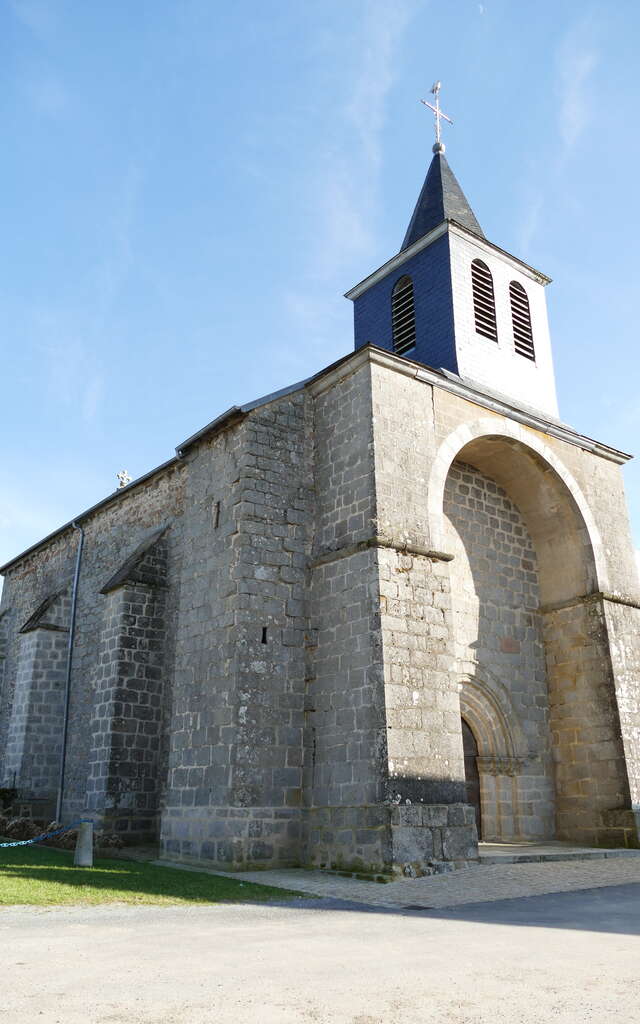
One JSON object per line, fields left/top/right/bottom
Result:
{"left": 420, "top": 81, "right": 453, "bottom": 154}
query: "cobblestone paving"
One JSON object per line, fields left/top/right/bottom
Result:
{"left": 203, "top": 856, "right": 640, "bottom": 909}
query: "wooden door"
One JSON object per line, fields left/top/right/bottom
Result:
{"left": 462, "top": 718, "right": 482, "bottom": 838}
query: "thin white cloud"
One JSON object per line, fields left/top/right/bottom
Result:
{"left": 94, "top": 163, "right": 142, "bottom": 321}
{"left": 343, "top": 0, "right": 415, "bottom": 172}
{"left": 81, "top": 373, "right": 105, "bottom": 424}
{"left": 311, "top": 159, "right": 375, "bottom": 279}
{"left": 286, "top": 0, "right": 419, "bottom": 349}
{"left": 11, "top": 4, "right": 68, "bottom": 119}
{"left": 36, "top": 329, "right": 105, "bottom": 426}
{"left": 516, "top": 15, "right": 599, "bottom": 252}
{"left": 556, "top": 16, "right": 599, "bottom": 164}
{"left": 10, "top": 0, "right": 55, "bottom": 38}
{"left": 330, "top": 0, "right": 417, "bottom": 265}
{"left": 25, "top": 73, "right": 70, "bottom": 117}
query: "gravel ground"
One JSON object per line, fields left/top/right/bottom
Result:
{"left": 3, "top": 882, "right": 640, "bottom": 1023}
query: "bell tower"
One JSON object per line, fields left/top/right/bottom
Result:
{"left": 345, "top": 85, "right": 559, "bottom": 419}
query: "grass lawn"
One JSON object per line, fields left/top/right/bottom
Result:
{"left": 0, "top": 843, "right": 310, "bottom": 907}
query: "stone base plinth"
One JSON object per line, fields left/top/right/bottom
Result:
{"left": 304, "top": 803, "right": 479, "bottom": 876}
{"left": 597, "top": 808, "right": 640, "bottom": 849}
{"left": 390, "top": 803, "right": 479, "bottom": 875}
{"left": 158, "top": 802, "right": 480, "bottom": 875}
{"left": 92, "top": 808, "right": 160, "bottom": 846}
{"left": 160, "top": 806, "right": 302, "bottom": 868}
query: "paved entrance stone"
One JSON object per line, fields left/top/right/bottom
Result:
{"left": 159, "top": 852, "right": 640, "bottom": 910}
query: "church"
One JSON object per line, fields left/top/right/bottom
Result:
{"left": 1, "top": 97, "right": 639, "bottom": 876}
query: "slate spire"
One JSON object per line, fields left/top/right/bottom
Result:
{"left": 401, "top": 149, "right": 484, "bottom": 251}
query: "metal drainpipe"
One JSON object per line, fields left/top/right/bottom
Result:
{"left": 55, "top": 521, "right": 85, "bottom": 823}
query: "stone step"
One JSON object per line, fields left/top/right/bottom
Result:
{"left": 479, "top": 842, "right": 640, "bottom": 865}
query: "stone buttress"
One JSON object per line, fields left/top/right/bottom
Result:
{"left": 86, "top": 528, "right": 170, "bottom": 843}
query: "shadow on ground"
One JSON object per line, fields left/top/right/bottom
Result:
{"left": 4, "top": 843, "right": 640, "bottom": 934}
{"left": 266, "top": 882, "right": 640, "bottom": 936}
{"left": 0, "top": 845, "right": 309, "bottom": 905}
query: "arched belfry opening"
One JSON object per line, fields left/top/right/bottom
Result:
{"left": 435, "top": 429, "right": 629, "bottom": 846}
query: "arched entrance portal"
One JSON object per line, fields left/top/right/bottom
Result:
{"left": 462, "top": 718, "right": 481, "bottom": 838}
{"left": 458, "top": 672, "right": 529, "bottom": 841}
{"left": 429, "top": 421, "right": 629, "bottom": 847}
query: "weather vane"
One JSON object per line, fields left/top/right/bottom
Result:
{"left": 420, "top": 81, "right": 453, "bottom": 153}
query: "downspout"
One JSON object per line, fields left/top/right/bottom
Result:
{"left": 55, "top": 521, "right": 85, "bottom": 823}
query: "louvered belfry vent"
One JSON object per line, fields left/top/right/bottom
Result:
{"left": 471, "top": 259, "right": 498, "bottom": 342}
{"left": 510, "top": 281, "right": 535, "bottom": 360}
{"left": 391, "top": 275, "right": 416, "bottom": 355}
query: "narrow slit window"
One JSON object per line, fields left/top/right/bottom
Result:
{"left": 509, "top": 281, "right": 535, "bottom": 360}
{"left": 471, "top": 259, "right": 498, "bottom": 342}
{"left": 391, "top": 275, "right": 416, "bottom": 355}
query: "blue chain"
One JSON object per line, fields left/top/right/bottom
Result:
{"left": 0, "top": 819, "right": 91, "bottom": 849}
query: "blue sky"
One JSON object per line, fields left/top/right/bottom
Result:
{"left": 1, "top": 0, "right": 639, "bottom": 582}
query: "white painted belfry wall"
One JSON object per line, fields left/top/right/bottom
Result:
{"left": 448, "top": 225, "right": 559, "bottom": 419}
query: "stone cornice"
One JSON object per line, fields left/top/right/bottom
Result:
{"left": 540, "top": 591, "right": 640, "bottom": 615}
{"left": 307, "top": 346, "right": 631, "bottom": 466}
{"left": 365, "top": 348, "right": 632, "bottom": 465}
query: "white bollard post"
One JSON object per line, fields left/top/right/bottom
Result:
{"left": 73, "top": 820, "right": 94, "bottom": 868}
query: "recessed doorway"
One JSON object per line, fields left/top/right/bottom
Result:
{"left": 462, "top": 717, "right": 482, "bottom": 839}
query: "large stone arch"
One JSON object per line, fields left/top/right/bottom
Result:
{"left": 428, "top": 418, "right": 606, "bottom": 604}
{"left": 430, "top": 419, "right": 630, "bottom": 846}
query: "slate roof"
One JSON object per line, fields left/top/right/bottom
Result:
{"left": 401, "top": 151, "right": 484, "bottom": 250}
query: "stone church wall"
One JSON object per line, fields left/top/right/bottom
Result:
{"left": 604, "top": 600, "right": 640, "bottom": 823}
{"left": 306, "top": 545, "right": 388, "bottom": 870}
{"left": 542, "top": 599, "right": 629, "bottom": 846}
{"left": 0, "top": 608, "right": 15, "bottom": 785}
{"left": 0, "top": 464, "right": 185, "bottom": 821}
{"left": 367, "top": 352, "right": 640, "bottom": 852}
{"left": 304, "top": 362, "right": 390, "bottom": 870}
{"left": 1, "top": 346, "right": 639, "bottom": 867}
{"left": 161, "top": 390, "right": 314, "bottom": 867}
{"left": 370, "top": 358, "right": 434, "bottom": 551}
